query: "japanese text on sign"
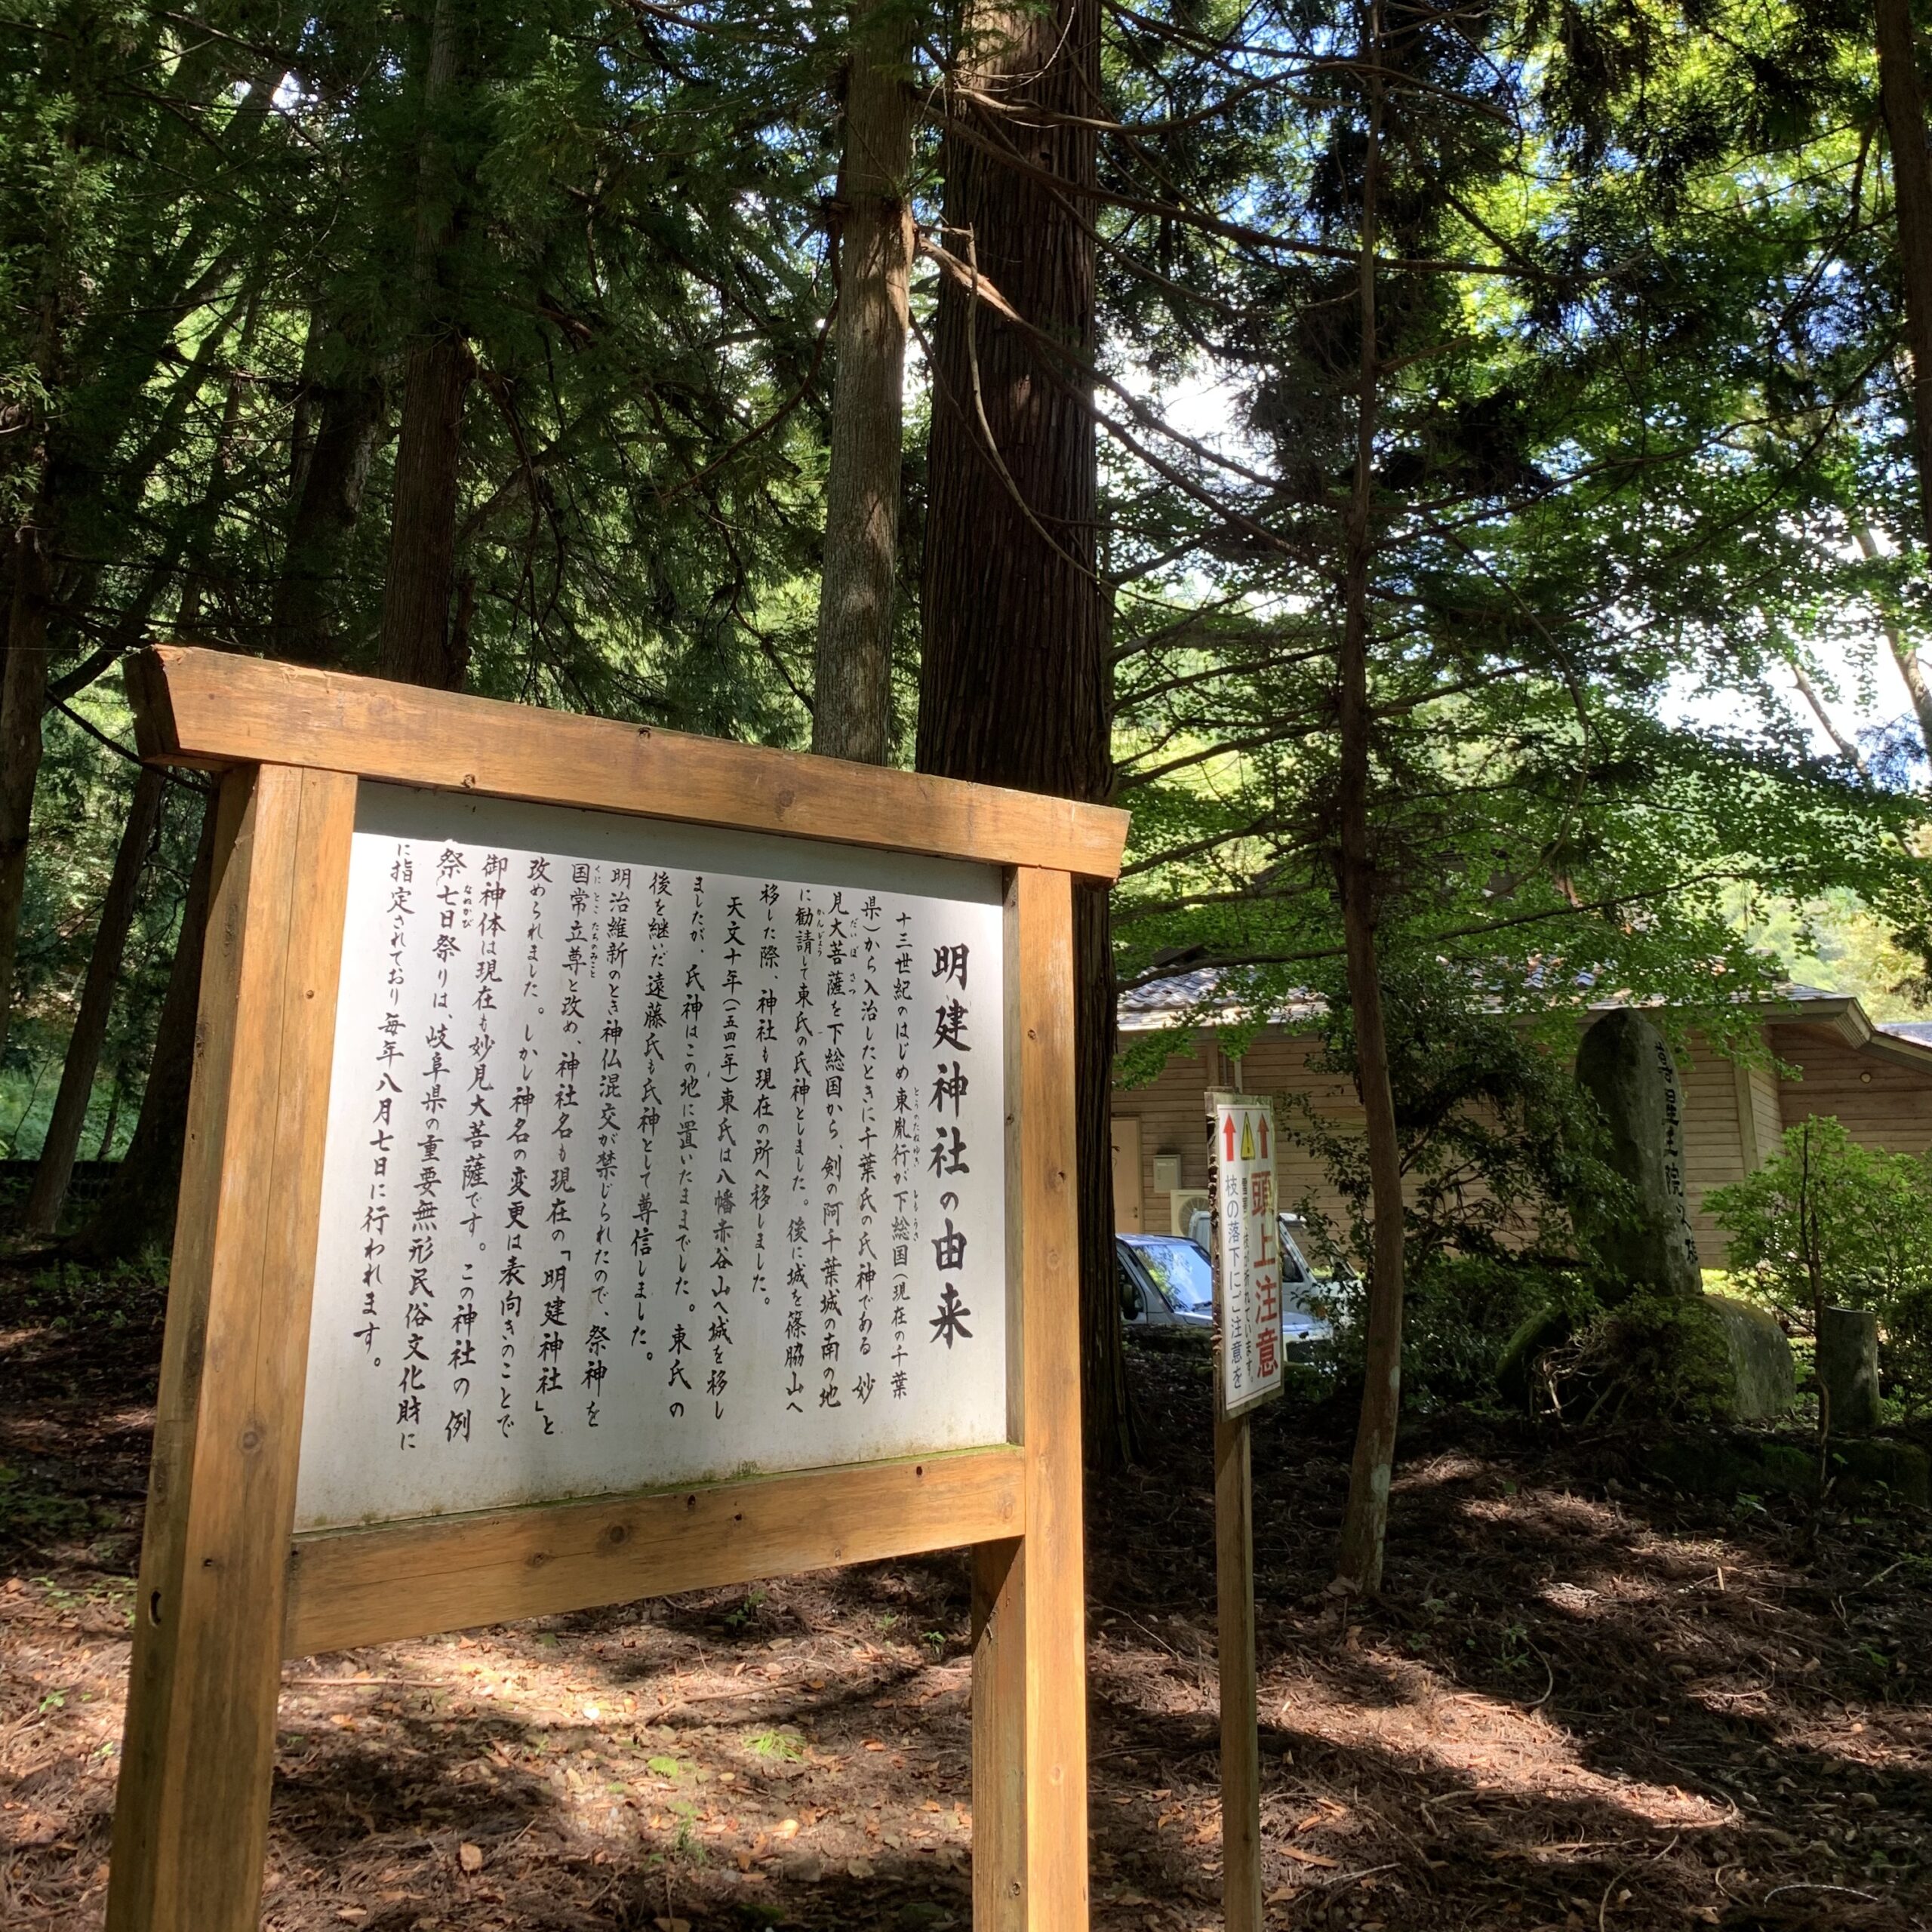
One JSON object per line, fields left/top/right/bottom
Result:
{"left": 294, "top": 786, "right": 1009, "bottom": 1531}
{"left": 1211, "top": 1094, "right": 1283, "bottom": 1418}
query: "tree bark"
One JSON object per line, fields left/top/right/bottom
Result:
{"left": 23, "top": 764, "right": 165, "bottom": 1233}
{"left": 66, "top": 789, "right": 219, "bottom": 1264}
{"left": 377, "top": 0, "right": 472, "bottom": 691}
{"left": 1334, "top": 10, "right": 1405, "bottom": 1596}
{"left": 1071, "top": 873, "right": 1131, "bottom": 1462}
{"left": 378, "top": 337, "right": 472, "bottom": 688}
{"left": 0, "top": 518, "right": 54, "bottom": 1071}
{"left": 812, "top": 0, "right": 917, "bottom": 764}
{"left": 919, "top": 0, "right": 1133, "bottom": 1464}
{"left": 95, "top": 1070, "right": 122, "bottom": 1159}
{"left": 273, "top": 327, "right": 384, "bottom": 666}
{"left": 1877, "top": 0, "right": 1932, "bottom": 564}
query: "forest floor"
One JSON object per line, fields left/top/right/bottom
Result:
{"left": 2, "top": 1260, "right": 1930, "bottom": 1932}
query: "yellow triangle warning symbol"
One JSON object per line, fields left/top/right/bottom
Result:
{"left": 1238, "top": 1114, "right": 1255, "bottom": 1161}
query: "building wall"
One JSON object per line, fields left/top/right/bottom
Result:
{"left": 1109, "top": 1032, "right": 1360, "bottom": 1242}
{"left": 1113, "top": 1014, "right": 1932, "bottom": 1263}
{"left": 1236, "top": 1035, "right": 1361, "bottom": 1233}
{"left": 1109, "top": 1038, "right": 1217, "bottom": 1237}
{"left": 1770, "top": 1023, "right": 1932, "bottom": 1154}
{"left": 1737, "top": 1060, "right": 1783, "bottom": 1171}
{"left": 1670, "top": 1033, "right": 1753, "bottom": 1257}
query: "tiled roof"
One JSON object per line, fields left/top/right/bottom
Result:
{"left": 1116, "top": 970, "right": 1323, "bottom": 1032}
{"left": 1117, "top": 971, "right": 1854, "bottom": 1033}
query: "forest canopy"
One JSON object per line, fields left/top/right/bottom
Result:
{"left": 7, "top": 0, "right": 1932, "bottom": 1558}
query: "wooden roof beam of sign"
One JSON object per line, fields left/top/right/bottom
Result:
{"left": 125, "top": 648, "right": 1131, "bottom": 882}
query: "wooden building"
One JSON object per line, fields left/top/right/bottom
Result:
{"left": 1109, "top": 978, "right": 1932, "bottom": 1260}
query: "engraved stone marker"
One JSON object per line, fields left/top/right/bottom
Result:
{"left": 1574, "top": 1008, "right": 1701, "bottom": 1300}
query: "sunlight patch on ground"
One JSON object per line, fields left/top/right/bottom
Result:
{"left": 267, "top": 1615, "right": 978, "bottom": 1877}
{"left": 1269, "top": 1643, "right": 1728, "bottom": 1831}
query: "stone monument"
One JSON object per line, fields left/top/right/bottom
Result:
{"left": 1573, "top": 1010, "right": 1793, "bottom": 1419}
{"left": 1818, "top": 1305, "right": 1884, "bottom": 1432}
{"left": 1574, "top": 1008, "right": 1702, "bottom": 1300}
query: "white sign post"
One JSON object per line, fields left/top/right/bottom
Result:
{"left": 1207, "top": 1089, "right": 1283, "bottom": 1932}
{"left": 1211, "top": 1093, "right": 1284, "bottom": 1417}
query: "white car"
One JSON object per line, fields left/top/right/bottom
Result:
{"left": 1184, "top": 1208, "right": 1338, "bottom": 1345}
{"left": 1116, "top": 1233, "right": 1216, "bottom": 1332}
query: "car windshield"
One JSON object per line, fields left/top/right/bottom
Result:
{"left": 1126, "top": 1238, "right": 1214, "bottom": 1312}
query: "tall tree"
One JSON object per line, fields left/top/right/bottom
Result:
{"left": 1876, "top": 0, "right": 1932, "bottom": 568}
{"left": 1331, "top": 5, "right": 1404, "bottom": 1593}
{"left": 0, "top": 517, "right": 53, "bottom": 1066}
{"left": 272, "top": 315, "right": 386, "bottom": 664}
{"left": 1082, "top": 0, "right": 1932, "bottom": 1584}
{"left": 812, "top": 0, "right": 918, "bottom": 764}
{"left": 67, "top": 787, "right": 218, "bottom": 1263}
{"left": 918, "top": 0, "right": 1134, "bottom": 1461}
{"left": 377, "top": 0, "right": 475, "bottom": 690}
{"left": 23, "top": 765, "right": 165, "bottom": 1233}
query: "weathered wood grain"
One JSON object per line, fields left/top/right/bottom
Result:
{"left": 1215, "top": 1404, "right": 1263, "bottom": 1932}
{"left": 971, "top": 866, "right": 1089, "bottom": 1931}
{"left": 285, "top": 1447, "right": 1024, "bottom": 1656}
{"left": 125, "top": 645, "right": 1131, "bottom": 881}
{"left": 972, "top": 1536, "right": 1029, "bottom": 1932}
{"left": 107, "top": 764, "right": 356, "bottom": 1932}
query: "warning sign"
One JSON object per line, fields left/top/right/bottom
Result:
{"left": 1209, "top": 1091, "right": 1284, "bottom": 1419}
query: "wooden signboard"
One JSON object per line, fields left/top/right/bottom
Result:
{"left": 103, "top": 647, "right": 1128, "bottom": 1932}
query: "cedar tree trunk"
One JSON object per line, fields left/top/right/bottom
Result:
{"left": 918, "top": 0, "right": 1133, "bottom": 1465}
{"left": 275, "top": 351, "right": 384, "bottom": 665}
{"left": 379, "top": 337, "right": 471, "bottom": 688}
{"left": 1334, "top": 20, "right": 1405, "bottom": 1595}
{"left": 0, "top": 518, "right": 54, "bottom": 1069}
{"left": 812, "top": 0, "right": 917, "bottom": 764}
{"left": 377, "top": 0, "right": 472, "bottom": 691}
{"left": 23, "top": 765, "right": 165, "bottom": 1233}
{"left": 1878, "top": 0, "right": 1932, "bottom": 571}
{"left": 67, "top": 789, "right": 219, "bottom": 1264}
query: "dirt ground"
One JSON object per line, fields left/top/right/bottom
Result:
{"left": 3, "top": 1260, "right": 1929, "bottom": 1932}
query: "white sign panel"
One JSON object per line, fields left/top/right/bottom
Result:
{"left": 1211, "top": 1093, "right": 1283, "bottom": 1418}
{"left": 295, "top": 784, "right": 1009, "bottom": 1531}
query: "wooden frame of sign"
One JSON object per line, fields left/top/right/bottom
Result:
{"left": 104, "top": 646, "right": 1128, "bottom": 1932}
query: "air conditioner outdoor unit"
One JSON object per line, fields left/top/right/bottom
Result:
{"left": 1170, "top": 1188, "right": 1211, "bottom": 1239}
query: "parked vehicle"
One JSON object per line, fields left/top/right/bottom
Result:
{"left": 1183, "top": 1207, "right": 1340, "bottom": 1345}
{"left": 1116, "top": 1233, "right": 1215, "bottom": 1331}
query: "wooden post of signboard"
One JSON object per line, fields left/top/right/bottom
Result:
{"left": 108, "top": 762, "right": 357, "bottom": 1932}
{"left": 1208, "top": 1091, "right": 1282, "bottom": 1932}
{"left": 1214, "top": 1398, "right": 1262, "bottom": 1932}
{"left": 104, "top": 647, "right": 1126, "bottom": 1932}
{"left": 974, "top": 866, "right": 1089, "bottom": 1931}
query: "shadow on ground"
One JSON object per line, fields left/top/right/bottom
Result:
{"left": 2, "top": 1263, "right": 1927, "bottom": 1929}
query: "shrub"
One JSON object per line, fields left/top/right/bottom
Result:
{"left": 1546, "top": 1288, "right": 1737, "bottom": 1426}
{"left": 1370, "top": 1252, "right": 1596, "bottom": 1408}
{"left": 1282, "top": 970, "right": 1618, "bottom": 1409}
{"left": 1708, "top": 1117, "right": 1932, "bottom": 1411}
